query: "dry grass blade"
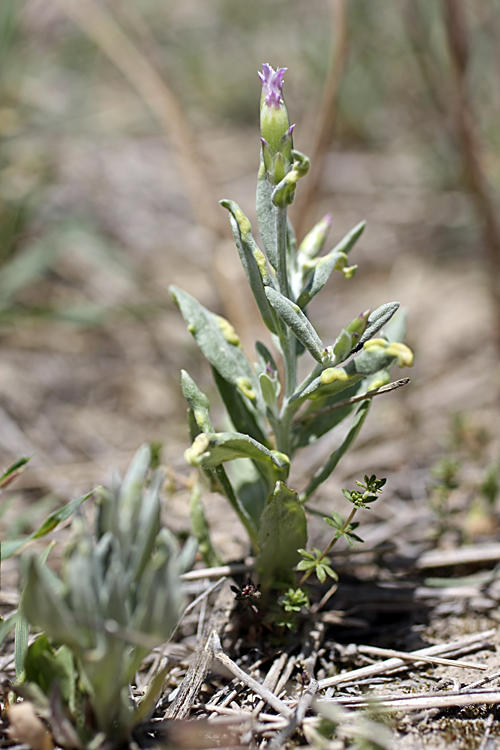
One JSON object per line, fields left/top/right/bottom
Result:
{"left": 357, "top": 644, "right": 486, "bottom": 671}
{"left": 318, "top": 629, "right": 496, "bottom": 688}
{"left": 212, "top": 632, "right": 294, "bottom": 719}
{"left": 181, "top": 562, "right": 254, "bottom": 581}
{"left": 319, "top": 689, "right": 500, "bottom": 712}
{"left": 267, "top": 678, "right": 319, "bottom": 750}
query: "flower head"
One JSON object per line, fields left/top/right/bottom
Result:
{"left": 259, "top": 63, "right": 294, "bottom": 185}
{"left": 258, "top": 64, "right": 287, "bottom": 109}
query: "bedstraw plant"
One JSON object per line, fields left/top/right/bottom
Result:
{"left": 171, "top": 64, "right": 413, "bottom": 592}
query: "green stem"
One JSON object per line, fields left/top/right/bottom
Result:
{"left": 298, "top": 506, "right": 357, "bottom": 587}
{"left": 214, "top": 466, "right": 259, "bottom": 554}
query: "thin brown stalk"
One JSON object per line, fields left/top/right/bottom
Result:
{"left": 293, "top": 378, "right": 410, "bottom": 425}
{"left": 293, "top": 0, "right": 348, "bottom": 241}
{"left": 442, "top": 0, "right": 500, "bottom": 349}
{"left": 51, "top": 0, "right": 224, "bottom": 236}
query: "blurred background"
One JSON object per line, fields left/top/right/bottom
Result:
{"left": 1, "top": 0, "right": 499, "bottom": 556}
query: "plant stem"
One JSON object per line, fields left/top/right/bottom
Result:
{"left": 298, "top": 506, "right": 357, "bottom": 587}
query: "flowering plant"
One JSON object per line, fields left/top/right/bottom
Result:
{"left": 171, "top": 64, "right": 412, "bottom": 590}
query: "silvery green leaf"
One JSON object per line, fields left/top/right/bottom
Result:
{"left": 296, "top": 222, "right": 365, "bottom": 308}
{"left": 265, "top": 287, "right": 324, "bottom": 362}
{"left": 132, "top": 529, "right": 183, "bottom": 642}
{"left": 170, "top": 286, "right": 264, "bottom": 414}
{"left": 330, "top": 220, "right": 365, "bottom": 256}
{"left": 300, "top": 401, "right": 371, "bottom": 502}
{"left": 181, "top": 370, "right": 213, "bottom": 433}
{"left": 353, "top": 302, "right": 400, "bottom": 352}
{"left": 383, "top": 308, "right": 408, "bottom": 343}
{"left": 257, "top": 482, "right": 307, "bottom": 587}
{"left": 22, "top": 557, "right": 83, "bottom": 651}
{"left": 66, "top": 538, "right": 100, "bottom": 636}
{"left": 185, "top": 431, "right": 289, "bottom": 474}
{"left": 296, "top": 252, "right": 343, "bottom": 309}
{"left": 129, "top": 471, "right": 162, "bottom": 582}
{"left": 221, "top": 200, "right": 277, "bottom": 334}
{"left": 14, "top": 611, "right": 29, "bottom": 677}
{"left": 256, "top": 156, "right": 278, "bottom": 269}
{"left": 259, "top": 372, "right": 277, "bottom": 412}
{"left": 117, "top": 444, "right": 150, "bottom": 544}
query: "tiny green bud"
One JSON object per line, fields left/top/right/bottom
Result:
{"left": 346, "top": 309, "right": 371, "bottom": 342}
{"left": 259, "top": 64, "right": 294, "bottom": 185}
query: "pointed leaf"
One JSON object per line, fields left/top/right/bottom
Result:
{"left": 297, "top": 222, "right": 365, "bottom": 308}
{"left": 257, "top": 482, "right": 307, "bottom": 587}
{"left": 22, "top": 557, "right": 84, "bottom": 651}
{"left": 352, "top": 302, "right": 400, "bottom": 353}
{"left": 185, "top": 431, "right": 289, "bottom": 473}
{"left": 221, "top": 200, "right": 277, "bottom": 333}
{"left": 181, "top": 370, "right": 213, "bottom": 433}
{"left": 256, "top": 157, "right": 278, "bottom": 269}
{"left": 265, "top": 287, "right": 324, "bottom": 362}
{"left": 170, "top": 286, "right": 264, "bottom": 413}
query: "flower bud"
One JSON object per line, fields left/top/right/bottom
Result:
{"left": 259, "top": 64, "right": 294, "bottom": 185}
{"left": 298, "top": 214, "right": 332, "bottom": 260}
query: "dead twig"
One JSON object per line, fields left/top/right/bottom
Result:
{"left": 357, "top": 644, "right": 486, "bottom": 671}
{"left": 293, "top": 378, "right": 410, "bottom": 425}
{"left": 318, "top": 628, "right": 495, "bottom": 689}
{"left": 212, "top": 632, "right": 293, "bottom": 718}
{"left": 317, "top": 689, "right": 500, "bottom": 712}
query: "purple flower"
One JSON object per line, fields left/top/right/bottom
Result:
{"left": 259, "top": 63, "right": 294, "bottom": 185}
{"left": 258, "top": 63, "right": 287, "bottom": 109}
